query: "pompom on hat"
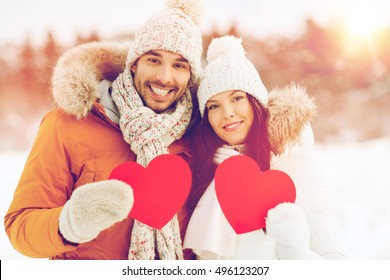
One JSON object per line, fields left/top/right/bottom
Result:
{"left": 127, "top": 0, "right": 203, "bottom": 85}
{"left": 197, "top": 35, "right": 268, "bottom": 116}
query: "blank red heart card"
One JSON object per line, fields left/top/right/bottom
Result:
{"left": 215, "top": 155, "right": 296, "bottom": 234}
{"left": 109, "top": 154, "right": 191, "bottom": 229}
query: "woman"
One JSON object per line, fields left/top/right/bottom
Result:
{"left": 183, "top": 35, "right": 346, "bottom": 260}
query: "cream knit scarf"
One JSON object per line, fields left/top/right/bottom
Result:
{"left": 111, "top": 66, "right": 192, "bottom": 260}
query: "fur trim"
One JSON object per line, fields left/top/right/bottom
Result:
{"left": 52, "top": 41, "right": 131, "bottom": 119}
{"left": 268, "top": 84, "right": 317, "bottom": 155}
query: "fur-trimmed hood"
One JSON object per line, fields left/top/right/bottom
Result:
{"left": 267, "top": 84, "right": 317, "bottom": 155}
{"left": 52, "top": 41, "right": 131, "bottom": 120}
{"left": 51, "top": 41, "right": 317, "bottom": 154}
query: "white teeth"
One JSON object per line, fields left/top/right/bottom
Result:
{"left": 225, "top": 122, "right": 241, "bottom": 129}
{"left": 151, "top": 86, "right": 170, "bottom": 96}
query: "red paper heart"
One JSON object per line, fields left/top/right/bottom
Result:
{"left": 109, "top": 154, "right": 191, "bottom": 229}
{"left": 215, "top": 155, "right": 296, "bottom": 234}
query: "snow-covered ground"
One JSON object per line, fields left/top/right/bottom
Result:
{"left": 1, "top": 150, "right": 32, "bottom": 260}
{"left": 1, "top": 137, "right": 390, "bottom": 260}
{"left": 315, "top": 138, "right": 390, "bottom": 259}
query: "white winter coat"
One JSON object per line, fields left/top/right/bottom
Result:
{"left": 184, "top": 87, "right": 346, "bottom": 260}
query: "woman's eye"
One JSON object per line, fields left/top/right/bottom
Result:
{"left": 208, "top": 104, "right": 218, "bottom": 110}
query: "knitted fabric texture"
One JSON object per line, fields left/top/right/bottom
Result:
{"left": 127, "top": 0, "right": 203, "bottom": 85}
{"left": 197, "top": 35, "right": 268, "bottom": 116}
{"left": 111, "top": 65, "right": 192, "bottom": 260}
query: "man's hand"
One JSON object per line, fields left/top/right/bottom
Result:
{"left": 59, "top": 180, "right": 133, "bottom": 244}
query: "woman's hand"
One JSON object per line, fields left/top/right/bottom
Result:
{"left": 213, "top": 145, "right": 241, "bottom": 165}
{"left": 266, "top": 202, "right": 321, "bottom": 259}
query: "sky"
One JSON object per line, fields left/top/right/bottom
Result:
{"left": 1, "top": 0, "right": 390, "bottom": 46}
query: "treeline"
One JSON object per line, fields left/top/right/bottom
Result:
{"left": 1, "top": 20, "right": 389, "bottom": 150}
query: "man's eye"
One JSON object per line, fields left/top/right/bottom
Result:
{"left": 148, "top": 58, "right": 159, "bottom": 64}
{"left": 174, "top": 63, "right": 188, "bottom": 69}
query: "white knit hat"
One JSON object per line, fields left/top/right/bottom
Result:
{"left": 127, "top": 0, "right": 203, "bottom": 85}
{"left": 197, "top": 35, "right": 268, "bottom": 116}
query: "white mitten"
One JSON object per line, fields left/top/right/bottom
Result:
{"left": 266, "top": 203, "right": 321, "bottom": 259}
{"left": 213, "top": 145, "right": 241, "bottom": 165}
{"left": 59, "top": 179, "right": 133, "bottom": 244}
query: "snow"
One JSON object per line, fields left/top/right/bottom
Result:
{"left": 1, "top": 138, "right": 390, "bottom": 260}
{"left": 315, "top": 138, "right": 390, "bottom": 259}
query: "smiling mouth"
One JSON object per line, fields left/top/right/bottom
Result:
{"left": 150, "top": 85, "right": 171, "bottom": 97}
{"left": 223, "top": 121, "right": 243, "bottom": 131}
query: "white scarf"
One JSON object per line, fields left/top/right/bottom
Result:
{"left": 111, "top": 66, "right": 192, "bottom": 259}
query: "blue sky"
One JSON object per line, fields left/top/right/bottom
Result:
{"left": 1, "top": 0, "right": 390, "bottom": 46}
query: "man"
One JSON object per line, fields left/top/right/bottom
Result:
{"left": 4, "top": 0, "right": 202, "bottom": 260}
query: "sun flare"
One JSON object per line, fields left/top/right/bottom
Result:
{"left": 344, "top": 5, "right": 386, "bottom": 38}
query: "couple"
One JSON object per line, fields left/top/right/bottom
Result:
{"left": 4, "top": 0, "right": 345, "bottom": 260}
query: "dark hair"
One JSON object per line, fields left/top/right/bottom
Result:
{"left": 186, "top": 94, "right": 271, "bottom": 214}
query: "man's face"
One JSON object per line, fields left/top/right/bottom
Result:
{"left": 131, "top": 50, "right": 191, "bottom": 113}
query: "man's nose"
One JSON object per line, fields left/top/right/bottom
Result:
{"left": 155, "top": 64, "right": 173, "bottom": 86}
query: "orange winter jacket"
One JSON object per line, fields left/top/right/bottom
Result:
{"left": 4, "top": 104, "right": 192, "bottom": 259}
{"left": 4, "top": 41, "right": 195, "bottom": 259}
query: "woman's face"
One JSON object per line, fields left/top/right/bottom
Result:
{"left": 206, "top": 90, "right": 254, "bottom": 145}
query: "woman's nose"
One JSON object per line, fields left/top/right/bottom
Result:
{"left": 223, "top": 105, "right": 235, "bottom": 118}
